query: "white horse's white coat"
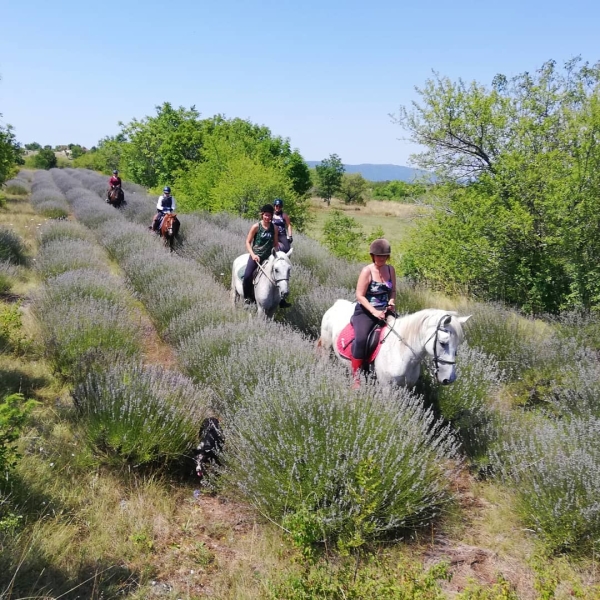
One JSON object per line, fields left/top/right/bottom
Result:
{"left": 319, "top": 299, "right": 471, "bottom": 387}
{"left": 231, "top": 248, "right": 293, "bottom": 319}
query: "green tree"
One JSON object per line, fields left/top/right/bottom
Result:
{"left": 339, "top": 173, "right": 368, "bottom": 205}
{"left": 24, "top": 142, "right": 41, "bottom": 151}
{"left": 119, "top": 102, "right": 205, "bottom": 187}
{"left": 315, "top": 154, "right": 345, "bottom": 205}
{"left": 322, "top": 210, "right": 366, "bottom": 260}
{"left": 31, "top": 148, "right": 57, "bottom": 170}
{"left": 0, "top": 124, "right": 23, "bottom": 184}
{"left": 395, "top": 58, "right": 600, "bottom": 312}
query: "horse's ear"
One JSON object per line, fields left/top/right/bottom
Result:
{"left": 287, "top": 247, "right": 294, "bottom": 257}
{"left": 458, "top": 315, "right": 472, "bottom": 325}
{"left": 442, "top": 315, "right": 452, "bottom": 326}
{"left": 271, "top": 248, "right": 277, "bottom": 257}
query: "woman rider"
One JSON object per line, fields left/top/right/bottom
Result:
{"left": 243, "top": 204, "right": 279, "bottom": 305}
{"left": 350, "top": 239, "right": 396, "bottom": 388}
{"left": 272, "top": 198, "right": 293, "bottom": 252}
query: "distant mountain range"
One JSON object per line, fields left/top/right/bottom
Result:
{"left": 305, "top": 161, "right": 431, "bottom": 182}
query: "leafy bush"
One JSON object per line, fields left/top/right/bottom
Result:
{"left": 30, "top": 148, "right": 58, "bottom": 170}
{"left": 74, "top": 364, "right": 209, "bottom": 467}
{"left": 0, "top": 393, "right": 36, "bottom": 481}
{"left": 0, "top": 228, "right": 27, "bottom": 265}
{"left": 0, "top": 302, "right": 29, "bottom": 356}
{"left": 268, "top": 554, "right": 450, "bottom": 599}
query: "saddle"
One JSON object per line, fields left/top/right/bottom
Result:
{"left": 237, "top": 263, "right": 262, "bottom": 285}
{"left": 336, "top": 322, "right": 385, "bottom": 364}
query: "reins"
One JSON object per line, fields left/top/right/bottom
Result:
{"left": 379, "top": 312, "right": 456, "bottom": 373}
{"left": 255, "top": 256, "right": 290, "bottom": 288}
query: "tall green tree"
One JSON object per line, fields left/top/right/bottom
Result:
{"left": 339, "top": 173, "right": 368, "bottom": 205}
{"left": 395, "top": 58, "right": 600, "bottom": 312}
{"left": 315, "top": 154, "right": 345, "bottom": 205}
{"left": 0, "top": 124, "right": 23, "bottom": 184}
{"left": 31, "top": 148, "right": 57, "bottom": 170}
{"left": 119, "top": 102, "right": 205, "bottom": 187}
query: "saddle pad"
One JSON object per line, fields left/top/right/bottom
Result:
{"left": 237, "top": 264, "right": 261, "bottom": 284}
{"left": 336, "top": 323, "right": 384, "bottom": 364}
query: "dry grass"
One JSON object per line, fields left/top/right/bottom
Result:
{"left": 307, "top": 195, "right": 423, "bottom": 250}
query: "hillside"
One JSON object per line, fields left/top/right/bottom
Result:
{"left": 305, "top": 161, "right": 432, "bottom": 182}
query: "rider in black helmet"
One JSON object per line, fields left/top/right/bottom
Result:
{"left": 150, "top": 186, "right": 176, "bottom": 232}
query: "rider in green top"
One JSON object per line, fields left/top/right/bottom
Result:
{"left": 243, "top": 204, "right": 278, "bottom": 305}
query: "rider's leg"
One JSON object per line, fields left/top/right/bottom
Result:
{"left": 151, "top": 212, "right": 161, "bottom": 231}
{"left": 242, "top": 257, "right": 258, "bottom": 304}
{"left": 350, "top": 309, "right": 378, "bottom": 388}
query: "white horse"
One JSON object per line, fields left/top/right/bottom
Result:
{"left": 231, "top": 248, "right": 293, "bottom": 319}
{"left": 318, "top": 299, "right": 471, "bottom": 387}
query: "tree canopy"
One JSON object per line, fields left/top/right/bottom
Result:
{"left": 395, "top": 58, "right": 600, "bottom": 312}
{"left": 315, "top": 154, "right": 345, "bottom": 205}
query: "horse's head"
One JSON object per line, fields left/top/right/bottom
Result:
{"left": 161, "top": 212, "right": 179, "bottom": 236}
{"left": 423, "top": 312, "right": 471, "bottom": 385}
{"left": 271, "top": 249, "right": 292, "bottom": 300}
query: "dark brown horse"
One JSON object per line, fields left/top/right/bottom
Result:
{"left": 159, "top": 212, "right": 180, "bottom": 250}
{"left": 107, "top": 186, "right": 125, "bottom": 208}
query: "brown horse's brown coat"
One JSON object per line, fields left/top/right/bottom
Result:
{"left": 159, "top": 212, "right": 180, "bottom": 250}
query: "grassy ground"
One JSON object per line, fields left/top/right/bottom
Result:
{"left": 307, "top": 195, "right": 422, "bottom": 249}
{"left": 2, "top": 189, "right": 600, "bottom": 599}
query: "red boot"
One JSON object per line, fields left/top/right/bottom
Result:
{"left": 350, "top": 357, "right": 363, "bottom": 389}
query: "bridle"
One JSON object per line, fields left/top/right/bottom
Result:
{"left": 381, "top": 313, "right": 456, "bottom": 374}
{"left": 256, "top": 255, "right": 290, "bottom": 289}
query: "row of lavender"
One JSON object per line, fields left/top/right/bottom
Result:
{"left": 33, "top": 167, "right": 464, "bottom": 548}
{"left": 35, "top": 167, "right": 600, "bottom": 554}
{"left": 30, "top": 169, "right": 210, "bottom": 466}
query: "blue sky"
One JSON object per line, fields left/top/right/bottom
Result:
{"left": 1, "top": 0, "right": 598, "bottom": 165}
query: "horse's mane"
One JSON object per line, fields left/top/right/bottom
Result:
{"left": 390, "top": 308, "right": 464, "bottom": 344}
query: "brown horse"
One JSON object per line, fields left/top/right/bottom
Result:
{"left": 107, "top": 186, "right": 125, "bottom": 208}
{"left": 159, "top": 212, "right": 180, "bottom": 250}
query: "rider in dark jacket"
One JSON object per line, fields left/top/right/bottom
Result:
{"left": 107, "top": 170, "right": 122, "bottom": 201}
{"left": 150, "top": 186, "right": 176, "bottom": 231}
{"left": 272, "top": 198, "right": 293, "bottom": 252}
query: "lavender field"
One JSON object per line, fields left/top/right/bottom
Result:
{"left": 1, "top": 168, "right": 600, "bottom": 598}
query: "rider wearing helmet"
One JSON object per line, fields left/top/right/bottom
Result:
{"left": 107, "top": 169, "right": 122, "bottom": 202}
{"left": 349, "top": 239, "right": 396, "bottom": 388}
{"left": 272, "top": 198, "right": 293, "bottom": 253}
{"left": 150, "top": 186, "right": 176, "bottom": 232}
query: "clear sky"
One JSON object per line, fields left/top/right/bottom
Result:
{"left": 1, "top": 0, "right": 598, "bottom": 165}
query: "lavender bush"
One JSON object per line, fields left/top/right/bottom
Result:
{"left": 496, "top": 414, "right": 600, "bottom": 553}
{"left": 35, "top": 239, "right": 109, "bottom": 279}
{"left": 434, "top": 344, "right": 505, "bottom": 460}
{"left": 34, "top": 297, "right": 142, "bottom": 379}
{"left": 223, "top": 368, "right": 460, "bottom": 548}
{"left": 74, "top": 364, "right": 209, "bottom": 467}
{"left": 0, "top": 228, "right": 27, "bottom": 265}
{"left": 0, "top": 260, "right": 19, "bottom": 294}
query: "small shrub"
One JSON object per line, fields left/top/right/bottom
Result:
{"left": 0, "top": 228, "right": 27, "bottom": 265}
{"left": 3, "top": 180, "right": 29, "bottom": 195}
{"left": 268, "top": 552, "right": 450, "bottom": 599}
{"left": 224, "top": 367, "right": 460, "bottom": 549}
{"left": 0, "top": 302, "right": 29, "bottom": 356}
{"left": 74, "top": 364, "right": 209, "bottom": 468}
{"left": 0, "top": 393, "right": 37, "bottom": 481}
{"left": 0, "top": 260, "right": 18, "bottom": 295}
{"left": 36, "top": 238, "right": 108, "bottom": 279}
{"left": 495, "top": 414, "right": 600, "bottom": 554}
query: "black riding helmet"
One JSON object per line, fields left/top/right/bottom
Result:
{"left": 260, "top": 204, "right": 274, "bottom": 215}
